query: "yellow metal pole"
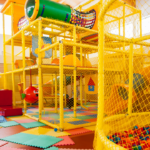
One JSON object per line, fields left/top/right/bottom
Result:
{"left": 11, "top": 3, "right": 14, "bottom": 37}
{"left": 55, "top": 73, "right": 58, "bottom": 113}
{"left": 3, "top": 13, "right": 7, "bottom": 89}
{"left": 59, "top": 42, "right": 64, "bottom": 130}
{"left": 128, "top": 42, "right": 133, "bottom": 115}
{"left": 38, "top": 19, "right": 43, "bottom": 120}
{"left": 55, "top": 37, "right": 57, "bottom": 58}
{"left": 123, "top": 4, "right": 126, "bottom": 82}
{"left": 64, "top": 32, "right": 67, "bottom": 106}
{"left": 11, "top": 38, "right": 15, "bottom": 106}
{"left": 97, "top": 0, "right": 104, "bottom": 133}
{"left": 80, "top": 74, "right": 83, "bottom": 106}
{"left": 22, "top": 30, "right": 27, "bottom": 114}
{"left": 139, "top": 11, "right": 144, "bottom": 66}
{"left": 71, "top": 75, "right": 73, "bottom": 98}
{"left": 80, "top": 41, "right": 88, "bottom": 110}
{"left": 73, "top": 25, "right": 77, "bottom": 118}
{"left": 80, "top": 41, "right": 83, "bottom": 106}
{"left": 11, "top": 3, "right": 16, "bottom": 106}
{"left": 64, "top": 74, "right": 67, "bottom": 107}
{"left": 84, "top": 53, "right": 87, "bottom": 105}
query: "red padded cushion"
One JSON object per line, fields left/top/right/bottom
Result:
{"left": 0, "top": 90, "right": 12, "bottom": 106}
{"left": 0, "top": 106, "right": 22, "bottom": 117}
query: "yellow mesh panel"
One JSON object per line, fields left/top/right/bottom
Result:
{"left": 94, "top": 0, "right": 150, "bottom": 150}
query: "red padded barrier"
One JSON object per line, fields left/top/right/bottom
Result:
{"left": 0, "top": 90, "right": 12, "bottom": 106}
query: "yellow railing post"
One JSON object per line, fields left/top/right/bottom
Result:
{"left": 80, "top": 74, "right": 83, "bottom": 106}
{"left": 73, "top": 25, "right": 77, "bottom": 118}
{"left": 38, "top": 18, "right": 43, "bottom": 120}
{"left": 128, "top": 41, "right": 133, "bottom": 115}
{"left": 11, "top": 2, "right": 16, "bottom": 106}
{"left": 80, "top": 41, "right": 83, "bottom": 107}
{"left": 55, "top": 73, "right": 58, "bottom": 113}
{"left": 22, "top": 30, "right": 27, "bottom": 114}
{"left": 123, "top": 4, "right": 126, "bottom": 82}
{"left": 59, "top": 41, "right": 64, "bottom": 130}
{"left": 84, "top": 53, "right": 87, "bottom": 105}
{"left": 96, "top": 0, "right": 119, "bottom": 149}
{"left": 64, "top": 74, "right": 67, "bottom": 107}
{"left": 97, "top": 16, "right": 104, "bottom": 132}
{"left": 3, "top": 13, "right": 7, "bottom": 89}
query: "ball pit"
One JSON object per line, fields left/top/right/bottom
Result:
{"left": 107, "top": 125, "right": 150, "bottom": 150}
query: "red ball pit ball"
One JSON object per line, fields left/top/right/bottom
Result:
{"left": 24, "top": 86, "right": 38, "bottom": 103}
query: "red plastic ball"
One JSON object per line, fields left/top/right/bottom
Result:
{"left": 24, "top": 86, "right": 38, "bottom": 103}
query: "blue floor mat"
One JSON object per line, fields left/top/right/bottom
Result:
{"left": 68, "top": 120, "right": 90, "bottom": 125}
{"left": 0, "top": 116, "right": 7, "bottom": 123}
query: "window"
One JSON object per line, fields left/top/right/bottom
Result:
{"left": 110, "top": 23, "right": 133, "bottom": 38}
{"left": 0, "top": 4, "right": 11, "bottom": 35}
{"left": 142, "top": 16, "right": 150, "bottom": 35}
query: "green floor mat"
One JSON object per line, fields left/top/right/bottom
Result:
{"left": 24, "top": 135, "right": 62, "bottom": 148}
{"left": 1, "top": 133, "right": 37, "bottom": 144}
{"left": 20, "top": 121, "right": 46, "bottom": 128}
{"left": 44, "top": 147, "right": 59, "bottom": 150}
{"left": 76, "top": 116, "right": 94, "bottom": 120}
{"left": 0, "top": 133, "right": 62, "bottom": 149}
{"left": 0, "top": 121, "right": 19, "bottom": 127}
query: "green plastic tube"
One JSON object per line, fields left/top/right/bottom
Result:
{"left": 25, "top": 0, "right": 71, "bottom": 22}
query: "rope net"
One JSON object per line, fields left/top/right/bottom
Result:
{"left": 94, "top": 0, "right": 150, "bottom": 150}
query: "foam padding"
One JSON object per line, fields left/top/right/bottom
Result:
{"left": 44, "top": 147, "right": 58, "bottom": 150}
{"left": 0, "top": 121, "right": 19, "bottom": 127}
{"left": 53, "top": 136, "right": 75, "bottom": 146}
{"left": 84, "top": 118, "right": 97, "bottom": 122}
{"left": 23, "top": 135, "right": 62, "bottom": 148}
{"left": 7, "top": 116, "right": 28, "bottom": 120}
{"left": 0, "top": 147, "right": 27, "bottom": 150}
{"left": 67, "top": 128, "right": 91, "bottom": 135}
{"left": 48, "top": 120, "right": 60, "bottom": 124}
{"left": 87, "top": 114, "right": 97, "bottom": 118}
{"left": 59, "top": 149, "right": 94, "bottom": 150}
{"left": 45, "top": 130, "right": 71, "bottom": 137}
{"left": 0, "top": 133, "right": 62, "bottom": 149}
{"left": 23, "top": 127, "right": 51, "bottom": 135}
{"left": 0, "top": 140, "right": 8, "bottom": 147}
{"left": 0, "top": 133, "right": 37, "bottom": 144}
{"left": 0, "top": 116, "right": 7, "bottom": 123}
{"left": 84, "top": 125, "right": 96, "bottom": 131}
{"left": 76, "top": 116, "right": 94, "bottom": 120}
{"left": 14, "top": 119, "right": 36, "bottom": 123}
{"left": 68, "top": 120, "right": 90, "bottom": 125}
{"left": 20, "top": 121, "right": 46, "bottom": 128}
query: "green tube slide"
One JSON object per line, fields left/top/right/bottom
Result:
{"left": 25, "top": 0, "right": 71, "bottom": 22}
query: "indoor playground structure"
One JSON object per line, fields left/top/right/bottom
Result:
{"left": 1, "top": 0, "right": 150, "bottom": 149}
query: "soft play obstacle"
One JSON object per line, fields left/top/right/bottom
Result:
{"left": 107, "top": 125, "right": 150, "bottom": 149}
{"left": 25, "top": 0, "right": 71, "bottom": 22}
{"left": 0, "top": 140, "right": 8, "bottom": 147}
{"left": 17, "top": 16, "right": 29, "bottom": 31}
{"left": 104, "top": 84, "right": 137, "bottom": 116}
{"left": 22, "top": 86, "right": 38, "bottom": 104}
{"left": 104, "top": 66, "right": 150, "bottom": 116}
{"left": 0, "top": 90, "right": 22, "bottom": 117}
{"left": 0, "top": 121, "right": 19, "bottom": 128}
{"left": 25, "top": 0, "right": 96, "bottom": 29}
{"left": 32, "top": 35, "right": 52, "bottom": 58}
{"left": 51, "top": 55, "right": 81, "bottom": 67}
{"left": 53, "top": 136, "right": 75, "bottom": 146}
{"left": 0, "top": 133, "right": 63, "bottom": 149}
{"left": 20, "top": 121, "right": 46, "bottom": 129}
